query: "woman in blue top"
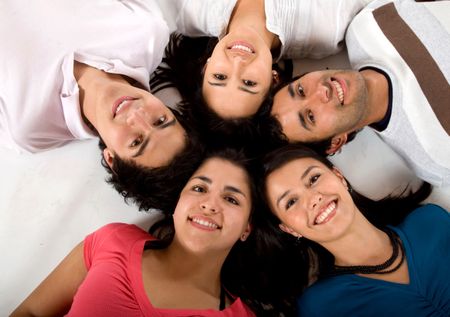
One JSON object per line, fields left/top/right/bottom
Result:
{"left": 260, "top": 144, "right": 450, "bottom": 317}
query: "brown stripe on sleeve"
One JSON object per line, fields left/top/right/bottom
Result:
{"left": 373, "top": 3, "right": 450, "bottom": 135}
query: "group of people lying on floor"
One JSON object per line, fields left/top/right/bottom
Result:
{"left": 3, "top": 0, "right": 449, "bottom": 316}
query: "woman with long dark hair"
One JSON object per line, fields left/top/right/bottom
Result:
{"left": 260, "top": 144, "right": 449, "bottom": 316}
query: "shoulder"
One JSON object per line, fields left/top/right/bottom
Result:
{"left": 395, "top": 204, "right": 449, "bottom": 250}
{"left": 400, "top": 204, "right": 449, "bottom": 229}
{"left": 85, "top": 223, "right": 151, "bottom": 255}
{"left": 89, "top": 223, "right": 148, "bottom": 239}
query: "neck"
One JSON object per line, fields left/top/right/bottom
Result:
{"left": 155, "top": 238, "right": 227, "bottom": 295}
{"left": 227, "top": 0, "right": 280, "bottom": 50}
{"left": 359, "top": 68, "right": 390, "bottom": 127}
{"left": 73, "top": 61, "right": 127, "bottom": 128}
{"left": 321, "top": 211, "right": 392, "bottom": 267}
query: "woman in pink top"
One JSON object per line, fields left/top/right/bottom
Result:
{"left": 11, "top": 149, "right": 261, "bottom": 316}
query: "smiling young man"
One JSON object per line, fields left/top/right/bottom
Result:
{"left": 271, "top": 0, "right": 450, "bottom": 187}
{"left": 0, "top": 0, "right": 204, "bottom": 211}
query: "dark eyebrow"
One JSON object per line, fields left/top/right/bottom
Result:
{"left": 192, "top": 176, "right": 246, "bottom": 197}
{"left": 238, "top": 86, "right": 259, "bottom": 95}
{"left": 132, "top": 119, "right": 177, "bottom": 158}
{"left": 207, "top": 81, "right": 259, "bottom": 95}
{"left": 224, "top": 185, "right": 246, "bottom": 197}
{"left": 207, "top": 81, "right": 226, "bottom": 87}
{"left": 132, "top": 137, "right": 150, "bottom": 158}
{"left": 288, "top": 83, "right": 296, "bottom": 98}
{"left": 275, "top": 165, "right": 318, "bottom": 208}
{"left": 192, "top": 176, "right": 211, "bottom": 183}
{"left": 301, "top": 166, "right": 318, "bottom": 180}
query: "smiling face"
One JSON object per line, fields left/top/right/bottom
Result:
{"left": 87, "top": 80, "right": 186, "bottom": 168}
{"left": 172, "top": 157, "right": 252, "bottom": 254}
{"left": 265, "top": 157, "right": 357, "bottom": 244}
{"left": 271, "top": 70, "right": 369, "bottom": 144}
{"left": 202, "top": 27, "right": 273, "bottom": 119}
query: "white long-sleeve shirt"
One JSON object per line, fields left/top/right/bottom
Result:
{"left": 0, "top": 0, "right": 169, "bottom": 153}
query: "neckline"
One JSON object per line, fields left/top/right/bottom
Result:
{"left": 344, "top": 227, "right": 415, "bottom": 288}
{"left": 130, "top": 236, "right": 243, "bottom": 314}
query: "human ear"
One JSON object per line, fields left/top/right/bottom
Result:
{"left": 279, "top": 224, "right": 302, "bottom": 238}
{"left": 326, "top": 133, "right": 348, "bottom": 155}
{"left": 272, "top": 70, "right": 280, "bottom": 85}
{"left": 102, "top": 148, "right": 114, "bottom": 170}
{"left": 240, "top": 223, "right": 252, "bottom": 241}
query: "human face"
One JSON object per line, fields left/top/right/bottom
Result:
{"left": 202, "top": 27, "right": 273, "bottom": 118}
{"left": 93, "top": 81, "right": 186, "bottom": 168}
{"left": 265, "top": 157, "right": 356, "bottom": 244}
{"left": 271, "top": 70, "right": 369, "bottom": 143}
{"left": 173, "top": 157, "right": 252, "bottom": 254}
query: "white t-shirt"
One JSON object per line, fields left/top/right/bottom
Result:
{"left": 0, "top": 0, "right": 169, "bottom": 153}
{"left": 174, "top": 0, "right": 372, "bottom": 60}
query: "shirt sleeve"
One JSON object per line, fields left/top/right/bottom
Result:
{"left": 83, "top": 223, "right": 129, "bottom": 270}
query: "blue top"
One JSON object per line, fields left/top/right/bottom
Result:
{"left": 297, "top": 204, "right": 450, "bottom": 317}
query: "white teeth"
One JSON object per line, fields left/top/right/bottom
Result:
{"left": 231, "top": 44, "right": 253, "bottom": 53}
{"left": 191, "top": 217, "right": 219, "bottom": 229}
{"left": 332, "top": 80, "right": 344, "bottom": 104}
{"left": 116, "top": 100, "right": 127, "bottom": 114}
{"left": 315, "top": 201, "right": 336, "bottom": 224}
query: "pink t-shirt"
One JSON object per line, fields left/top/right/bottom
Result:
{"left": 66, "top": 223, "right": 255, "bottom": 317}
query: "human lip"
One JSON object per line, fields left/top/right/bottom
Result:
{"left": 228, "top": 41, "right": 255, "bottom": 54}
{"left": 112, "top": 96, "right": 137, "bottom": 117}
{"left": 314, "top": 200, "right": 337, "bottom": 225}
{"left": 188, "top": 215, "right": 222, "bottom": 231}
{"left": 331, "top": 78, "right": 345, "bottom": 105}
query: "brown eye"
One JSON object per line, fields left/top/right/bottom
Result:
{"left": 309, "top": 174, "right": 320, "bottom": 186}
{"left": 307, "top": 110, "right": 315, "bottom": 124}
{"left": 297, "top": 84, "right": 305, "bottom": 97}
{"left": 214, "top": 74, "right": 227, "bottom": 80}
{"left": 285, "top": 198, "right": 298, "bottom": 210}
{"left": 224, "top": 195, "right": 239, "bottom": 206}
{"left": 153, "top": 115, "right": 167, "bottom": 127}
{"left": 130, "top": 136, "right": 143, "bottom": 148}
{"left": 192, "top": 185, "right": 206, "bottom": 193}
{"left": 243, "top": 79, "right": 256, "bottom": 87}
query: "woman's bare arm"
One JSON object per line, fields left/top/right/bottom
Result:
{"left": 11, "top": 242, "right": 87, "bottom": 317}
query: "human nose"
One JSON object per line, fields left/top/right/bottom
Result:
{"left": 126, "top": 108, "right": 151, "bottom": 130}
{"left": 200, "top": 197, "right": 221, "bottom": 214}
{"left": 307, "top": 191, "right": 323, "bottom": 211}
{"left": 309, "top": 83, "right": 330, "bottom": 104}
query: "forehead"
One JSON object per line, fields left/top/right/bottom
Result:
{"left": 202, "top": 84, "right": 264, "bottom": 118}
{"left": 267, "top": 157, "right": 324, "bottom": 187}
{"left": 194, "top": 157, "right": 249, "bottom": 186}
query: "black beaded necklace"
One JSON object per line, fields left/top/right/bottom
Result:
{"left": 332, "top": 228, "right": 405, "bottom": 275}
